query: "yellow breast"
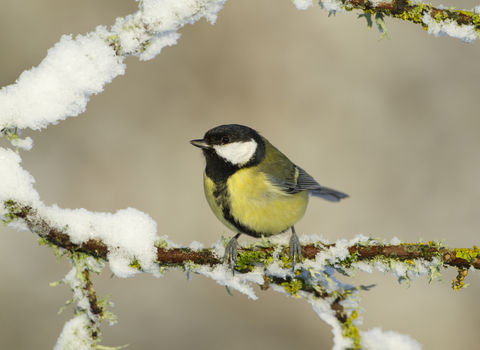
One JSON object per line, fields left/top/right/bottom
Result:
{"left": 204, "top": 167, "right": 308, "bottom": 237}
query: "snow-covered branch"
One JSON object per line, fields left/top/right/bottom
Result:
{"left": 0, "top": 0, "right": 226, "bottom": 132}
{"left": 336, "top": 0, "right": 480, "bottom": 42}
{"left": 5, "top": 199, "right": 480, "bottom": 273}
{"left": 3, "top": 198, "right": 479, "bottom": 348}
{"left": 6, "top": 200, "right": 480, "bottom": 270}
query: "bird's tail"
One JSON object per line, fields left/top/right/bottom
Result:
{"left": 309, "top": 186, "right": 349, "bottom": 202}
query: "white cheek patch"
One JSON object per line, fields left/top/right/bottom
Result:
{"left": 213, "top": 139, "right": 257, "bottom": 165}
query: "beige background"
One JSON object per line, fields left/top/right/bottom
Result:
{"left": 1, "top": 0, "right": 480, "bottom": 349}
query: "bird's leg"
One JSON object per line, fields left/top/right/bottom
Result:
{"left": 289, "top": 226, "right": 303, "bottom": 271}
{"left": 223, "top": 233, "right": 241, "bottom": 275}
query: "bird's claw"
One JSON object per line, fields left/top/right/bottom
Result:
{"left": 223, "top": 236, "right": 239, "bottom": 275}
{"left": 289, "top": 227, "right": 303, "bottom": 271}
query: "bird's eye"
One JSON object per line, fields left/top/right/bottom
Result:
{"left": 221, "top": 136, "right": 230, "bottom": 144}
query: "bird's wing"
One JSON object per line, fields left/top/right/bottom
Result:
{"left": 269, "top": 165, "right": 348, "bottom": 202}
{"left": 259, "top": 137, "right": 348, "bottom": 202}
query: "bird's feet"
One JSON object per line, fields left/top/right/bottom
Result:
{"left": 289, "top": 227, "right": 303, "bottom": 271}
{"left": 223, "top": 233, "right": 240, "bottom": 275}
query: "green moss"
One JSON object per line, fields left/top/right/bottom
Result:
{"left": 129, "top": 259, "right": 142, "bottom": 270}
{"left": 2, "top": 200, "right": 24, "bottom": 224}
{"left": 281, "top": 278, "right": 303, "bottom": 297}
{"left": 3, "top": 128, "right": 19, "bottom": 141}
{"left": 38, "top": 237, "right": 69, "bottom": 263}
{"left": 340, "top": 251, "right": 359, "bottom": 268}
{"left": 342, "top": 310, "right": 361, "bottom": 349}
{"left": 154, "top": 238, "right": 169, "bottom": 249}
{"left": 281, "top": 253, "right": 294, "bottom": 269}
{"left": 244, "top": 235, "right": 273, "bottom": 249}
{"left": 236, "top": 250, "right": 268, "bottom": 271}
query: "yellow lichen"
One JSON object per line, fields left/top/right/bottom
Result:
{"left": 129, "top": 259, "right": 141, "bottom": 270}
{"left": 452, "top": 268, "right": 469, "bottom": 291}
{"left": 342, "top": 310, "right": 361, "bottom": 349}
{"left": 281, "top": 278, "right": 303, "bottom": 297}
{"left": 455, "top": 246, "right": 480, "bottom": 262}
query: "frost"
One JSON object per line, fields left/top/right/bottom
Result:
{"left": 373, "top": 260, "right": 388, "bottom": 274}
{"left": 140, "top": 30, "right": 181, "bottom": 61}
{"left": 156, "top": 235, "right": 179, "bottom": 250}
{"left": 293, "top": 0, "right": 313, "bottom": 10}
{"left": 389, "top": 236, "right": 401, "bottom": 245}
{"left": 193, "top": 264, "right": 264, "bottom": 300}
{"left": 309, "top": 297, "right": 355, "bottom": 350}
{"left": 189, "top": 240, "right": 205, "bottom": 251}
{"left": 11, "top": 136, "right": 33, "bottom": 150}
{"left": 422, "top": 13, "right": 478, "bottom": 43}
{"left": 140, "top": 0, "right": 224, "bottom": 29}
{"left": 360, "top": 327, "right": 423, "bottom": 350}
{"left": 319, "top": 0, "right": 346, "bottom": 14}
{"left": 211, "top": 238, "right": 226, "bottom": 260}
{"left": 391, "top": 261, "right": 408, "bottom": 278}
{"left": 352, "top": 261, "right": 373, "bottom": 273}
{"left": 271, "top": 284, "right": 356, "bottom": 350}
{"left": 54, "top": 314, "right": 94, "bottom": 350}
{"left": 369, "top": 0, "right": 392, "bottom": 6}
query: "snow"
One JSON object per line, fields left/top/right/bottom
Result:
{"left": 0, "top": 148, "right": 41, "bottom": 210}
{"left": 0, "top": 149, "right": 159, "bottom": 278}
{"left": 11, "top": 136, "right": 33, "bottom": 150}
{"left": 389, "top": 236, "right": 401, "bottom": 245}
{"left": 0, "top": 0, "right": 226, "bottom": 132}
{"left": 308, "top": 296, "right": 354, "bottom": 350}
{"left": 189, "top": 240, "right": 205, "bottom": 251}
{"left": 41, "top": 205, "right": 160, "bottom": 278}
{"left": 140, "top": 0, "right": 224, "bottom": 29}
{"left": 293, "top": 0, "right": 313, "bottom": 10}
{"left": 0, "top": 33, "right": 125, "bottom": 131}
{"left": 361, "top": 327, "right": 423, "bottom": 350}
{"left": 422, "top": 13, "right": 478, "bottom": 43}
{"left": 319, "top": 0, "right": 346, "bottom": 14}
{"left": 54, "top": 314, "right": 94, "bottom": 350}
{"left": 140, "top": 30, "right": 182, "bottom": 60}
{"left": 192, "top": 264, "right": 264, "bottom": 300}
{"left": 352, "top": 261, "right": 373, "bottom": 273}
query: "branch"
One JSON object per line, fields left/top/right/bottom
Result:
{"left": 7, "top": 202, "right": 478, "bottom": 271}
{"left": 320, "top": 0, "right": 480, "bottom": 42}
{"left": 4, "top": 198, "right": 480, "bottom": 349}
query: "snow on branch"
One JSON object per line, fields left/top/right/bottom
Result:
{"left": 0, "top": 0, "right": 226, "bottom": 132}
{"left": 3, "top": 197, "right": 480, "bottom": 348}
{"left": 0, "top": 0, "right": 478, "bottom": 136}
{"left": 5, "top": 200, "right": 480, "bottom": 273}
{"left": 317, "top": 0, "right": 480, "bottom": 42}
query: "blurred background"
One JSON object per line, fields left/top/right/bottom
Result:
{"left": 1, "top": 0, "right": 480, "bottom": 348}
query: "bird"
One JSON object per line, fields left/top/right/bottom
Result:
{"left": 190, "top": 124, "right": 348, "bottom": 273}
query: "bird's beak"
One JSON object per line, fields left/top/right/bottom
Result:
{"left": 190, "top": 139, "right": 211, "bottom": 149}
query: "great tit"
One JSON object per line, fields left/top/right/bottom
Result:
{"left": 190, "top": 124, "right": 348, "bottom": 272}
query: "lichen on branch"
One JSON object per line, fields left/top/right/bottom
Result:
{"left": 321, "top": 0, "right": 480, "bottom": 42}
{"left": 3, "top": 198, "right": 480, "bottom": 348}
